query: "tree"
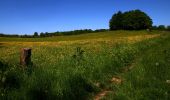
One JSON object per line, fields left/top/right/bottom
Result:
{"left": 33, "top": 32, "right": 38, "bottom": 37}
{"left": 40, "top": 32, "right": 45, "bottom": 37}
{"left": 109, "top": 10, "right": 153, "bottom": 30}
{"left": 152, "top": 26, "right": 158, "bottom": 30}
{"left": 157, "top": 25, "right": 166, "bottom": 30}
{"left": 167, "top": 26, "right": 170, "bottom": 31}
{"left": 109, "top": 11, "right": 123, "bottom": 30}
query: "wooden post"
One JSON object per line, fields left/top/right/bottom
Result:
{"left": 20, "top": 48, "right": 32, "bottom": 66}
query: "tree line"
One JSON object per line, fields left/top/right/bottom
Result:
{"left": 0, "top": 29, "right": 108, "bottom": 38}
{"left": 152, "top": 25, "right": 170, "bottom": 30}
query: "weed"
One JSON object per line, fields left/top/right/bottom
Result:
{"left": 72, "top": 47, "right": 85, "bottom": 65}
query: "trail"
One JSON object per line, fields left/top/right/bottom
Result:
{"left": 92, "top": 33, "right": 165, "bottom": 100}
{"left": 93, "top": 62, "right": 136, "bottom": 100}
{"left": 94, "top": 90, "right": 112, "bottom": 100}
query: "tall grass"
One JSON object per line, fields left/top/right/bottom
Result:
{"left": 0, "top": 31, "right": 169, "bottom": 99}
{"left": 0, "top": 43, "right": 138, "bottom": 99}
{"left": 103, "top": 32, "right": 170, "bottom": 100}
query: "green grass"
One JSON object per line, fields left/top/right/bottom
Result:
{"left": 0, "top": 30, "right": 169, "bottom": 100}
{"left": 0, "top": 30, "right": 159, "bottom": 42}
{"left": 102, "top": 32, "right": 170, "bottom": 100}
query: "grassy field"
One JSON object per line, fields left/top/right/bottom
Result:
{"left": 0, "top": 30, "right": 170, "bottom": 100}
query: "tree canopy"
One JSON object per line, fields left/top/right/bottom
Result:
{"left": 157, "top": 25, "right": 166, "bottom": 30}
{"left": 109, "top": 10, "right": 153, "bottom": 30}
{"left": 33, "top": 32, "right": 38, "bottom": 37}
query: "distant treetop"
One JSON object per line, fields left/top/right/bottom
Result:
{"left": 109, "top": 9, "right": 153, "bottom": 30}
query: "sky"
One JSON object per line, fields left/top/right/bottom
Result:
{"left": 0, "top": 0, "right": 170, "bottom": 34}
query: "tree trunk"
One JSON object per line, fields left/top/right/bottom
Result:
{"left": 20, "top": 48, "right": 32, "bottom": 66}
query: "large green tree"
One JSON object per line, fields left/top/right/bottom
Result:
{"left": 109, "top": 11, "right": 123, "bottom": 30}
{"left": 109, "top": 10, "right": 153, "bottom": 30}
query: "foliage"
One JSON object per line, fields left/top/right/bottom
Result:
{"left": 72, "top": 47, "right": 85, "bottom": 65}
{"left": 157, "top": 25, "right": 166, "bottom": 30}
{"left": 152, "top": 25, "right": 170, "bottom": 31}
{"left": 33, "top": 32, "right": 38, "bottom": 37}
{"left": 109, "top": 9, "right": 153, "bottom": 30}
{"left": 167, "top": 26, "right": 170, "bottom": 31}
{"left": 152, "top": 25, "right": 158, "bottom": 30}
{"left": 109, "top": 11, "right": 124, "bottom": 30}
{"left": 40, "top": 32, "right": 45, "bottom": 37}
{"left": 0, "top": 29, "right": 109, "bottom": 38}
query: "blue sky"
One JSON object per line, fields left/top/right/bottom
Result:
{"left": 0, "top": 0, "right": 170, "bottom": 34}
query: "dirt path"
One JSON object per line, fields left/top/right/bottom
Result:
{"left": 93, "top": 77, "right": 122, "bottom": 100}
{"left": 94, "top": 90, "right": 112, "bottom": 100}
{"left": 93, "top": 62, "right": 136, "bottom": 100}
